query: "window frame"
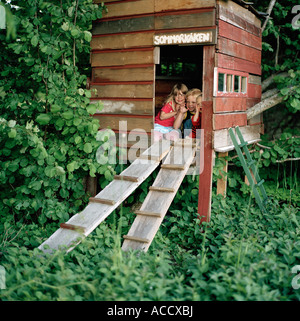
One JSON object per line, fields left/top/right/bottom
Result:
{"left": 213, "top": 67, "right": 248, "bottom": 97}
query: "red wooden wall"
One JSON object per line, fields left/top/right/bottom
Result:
{"left": 214, "top": 0, "right": 262, "bottom": 132}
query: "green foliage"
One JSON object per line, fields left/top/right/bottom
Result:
{"left": 0, "top": 1, "right": 114, "bottom": 224}
{"left": 253, "top": 0, "right": 300, "bottom": 115}
{"left": 0, "top": 184, "right": 299, "bottom": 301}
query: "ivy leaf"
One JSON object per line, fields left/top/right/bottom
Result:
{"left": 71, "top": 28, "right": 79, "bottom": 38}
{"left": 62, "top": 110, "right": 73, "bottom": 120}
{"left": 83, "top": 143, "right": 93, "bottom": 154}
{"left": 8, "top": 128, "right": 17, "bottom": 138}
{"left": 51, "top": 104, "right": 61, "bottom": 113}
{"left": 86, "top": 104, "right": 97, "bottom": 115}
{"left": 31, "top": 35, "right": 39, "bottom": 47}
{"left": 29, "top": 181, "right": 42, "bottom": 191}
{"left": 36, "top": 114, "right": 51, "bottom": 125}
{"left": 74, "top": 136, "right": 82, "bottom": 144}
{"left": 84, "top": 31, "right": 92, "bottom": 42}
{"left": 290, "top": 98, "right": 300, "bottom": 110}
{"left": 61, "top": 22, "right": 69, "bottom": 31}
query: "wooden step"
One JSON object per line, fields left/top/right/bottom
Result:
{"left": 134, "top": 210, "right": 162, "bottom": 218}
{"left": 123, "top": 235, "right": 150, "bottom": 243}
{"left": 60, "top": 223, "right": 86, "bottom": 234}
{"left": 172, "top": 139, "right": 198, "bottom": 148}
{"left": 114, "top": 174, "right": 139, "bottom": 182}
{"left": 138, "top": 154, "right": 160, "bottom": 162}
{"left": 160, "top": 164, "right": 185, "bottom": 170}
{"left": 89, "top": 197, "right": 116, "bottom": 205}
{"left": 149, "top": 186, "right": 175, "bottom": 193}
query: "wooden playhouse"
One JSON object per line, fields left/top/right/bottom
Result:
{"left": 89, "top": 0, "right": 264, "bottom": 222}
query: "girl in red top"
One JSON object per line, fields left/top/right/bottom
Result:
{"left": 154, "top": 83, "right": 188, "bottom": 142}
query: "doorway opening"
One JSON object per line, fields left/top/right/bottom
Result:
{"left": 155, "top": 45, "right": 203, "bottom": 115}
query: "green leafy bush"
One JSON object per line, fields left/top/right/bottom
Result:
{"left": 0, "top": 1, "right": 116, "bottom": 224}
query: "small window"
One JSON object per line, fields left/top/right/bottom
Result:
{"left": 234, "top": 76, "right": 240, "bottom": 93}
{"left": 218, "top": 73, "right": 225, "bottom": 92}
{"left": 214, "top": 68, "right": 248, "bottom": 97}
{"left": 241, "top": 76, "right": 247, "bottom": 93}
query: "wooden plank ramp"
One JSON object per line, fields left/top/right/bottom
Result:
{"left": 38, "top": 140, "right": 172, "bottom": 254}
{"left": 122, "top": 139, "right": 198, "bottom": 253}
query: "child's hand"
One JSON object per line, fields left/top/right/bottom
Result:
{"left": 180, "top": 105, "right": 188, "bottom": 113}
{"left": 196, "top": 103, "right": 202, "bottom": 113}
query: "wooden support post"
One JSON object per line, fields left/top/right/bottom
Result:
{"left": 85, "top": 176, "right": 97, "bottom": 197}
{"left": 198, "top": 45, "right": 215, "bottom": 223}
{"left": 217, "top": 152, "right": 228, "bottom": 197}
{"left": 198, "top": 101, "right": 214, "bottom": 223}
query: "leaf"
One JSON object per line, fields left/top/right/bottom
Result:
{"left": 8, "top": 128, "right": 17, "bottom": 138}
{"left": 67, "top": 162, "right": 76, "bottom": 172}
{"left": 61, "top": 22, "right": 69, "bottom": 31}
{"left": 71, "top": 28, "right": 79, "bottom": 38}
{"left": 280, "top": 88, "right": 290, "bottom": 96}
{"left": 290, "top": 98, "right": 300, "bottom": 110}
{"left": 83, "top": 143, "right": 93, "bottom": 154}
{"left": 29, "top": 181, "right": 42, "bottom": 191}
{"left": 74, "top": 136, "right": 82, "bottom": 145}
{"left": 36, "top": 114, "right": 51, "bottom": 125}
{"left": 51, "top": 104, "right": 61, "bottom": 113}
{"left": 84, "top": 31, "right": 92, "bottom": 42}
{"left": 7, "top": 120, "right": 16, "bottom": 128}
{"left": 31, "top": 35, "right": 39, "bottom": 47}
{"left": 62, "top": 110, "right": 73, "bottom": 120}
{"left": 86, "top": 104, "right": 97, "bottom": 115}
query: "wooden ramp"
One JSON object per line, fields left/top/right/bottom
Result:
{"left": 38, "top": 140, "right": 172, "bottom": 254}
{"left": 122, "top": 139, "right": 198, "bottom": 252}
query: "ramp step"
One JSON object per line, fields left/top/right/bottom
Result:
{"left": 138, "top": 154, "right": 160, "bottom": 161}
{"left": 60, "top": 223, "right": 86, "bottom": 234}
{"left": 123, "top": 235, "right": 150, "bottom": 243}
{"left": 160, "top": 164, "right": 185, "bottom": 170}
{"left": 135, "top": 210, "right": 162, "bottom": 218}
{"left": 89, "top": 197, "right": 116, "bottom": 205}
{"left": 149, "top": 186, "right": 175, "bottom": 193}
{"left": 114, "top": 175, "right": 139, "bottom": 182}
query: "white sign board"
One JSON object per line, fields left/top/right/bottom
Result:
{"left": 154, "top": 30, "right": 215, "bottom": 46}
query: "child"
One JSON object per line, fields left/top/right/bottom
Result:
{"left": 153, "top": 83, "right": 188, "bottom": 142}
{"left": 190, "top": 93, "right": 202, "bottom": 138}
{"left": 173, "top": 88, "right": 201, "bottom": 137}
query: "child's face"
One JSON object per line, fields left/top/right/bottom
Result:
{"left": 186, "top": 94, "right": 197, "bottom": 112}
{"left": 196, "top": 96, "right": 202, "bottom": 112}
{"left": 174, "top": 91, "right": 185, "bottom": 105}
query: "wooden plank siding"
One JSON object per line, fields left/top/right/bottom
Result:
{"left": 90, "top": 98, "right": 154, "bottom": 115}
{"left": 92, "top": 65, "right": 155, "bottom": 83}
{"left": 91, "top": 3, "right": 217, "bottom": 136}
{"left": 94, "top": 0, "right": 216, "bottom": 19}
{"left": 214, "top": 0, "right": 262, "bottom": 135}
{"left": 91, "top": 0, "right": 262, "bottom": 153}
{"left": 213, "top": 112, "right": 247, "bottom": 130}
